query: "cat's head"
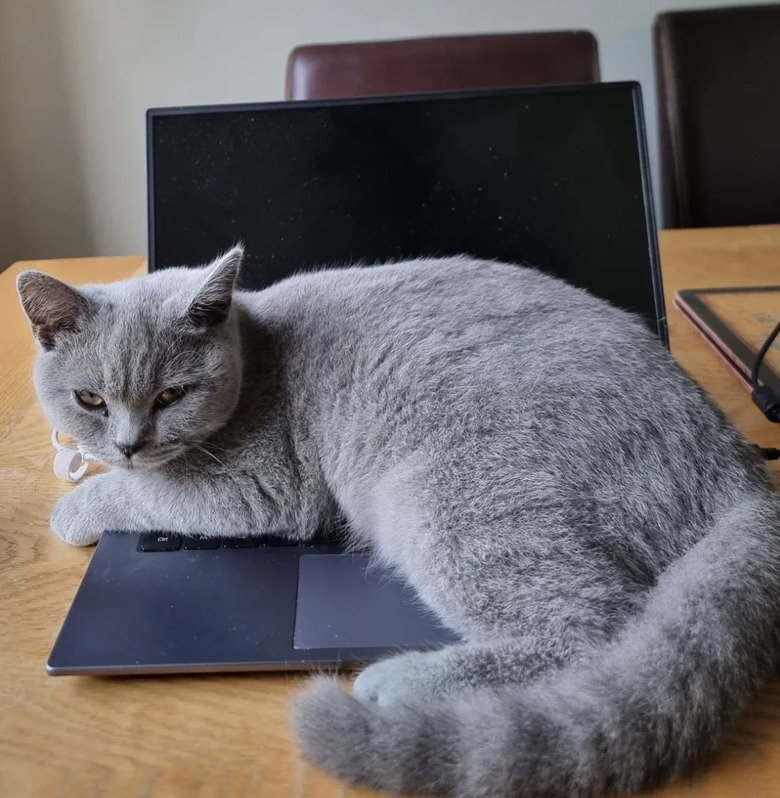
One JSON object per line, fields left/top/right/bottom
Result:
{"left": 17, "top": 246, "right": 245, "bottom": 470}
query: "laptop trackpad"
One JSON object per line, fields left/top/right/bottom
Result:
{"left": 293, "top": 553, "right": 457, "bottom": 650}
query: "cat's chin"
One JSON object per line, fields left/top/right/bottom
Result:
{"left": 116, "top": 459, "right": 166, "bottom": 471}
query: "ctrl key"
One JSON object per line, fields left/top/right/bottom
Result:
{"left": 137, "top": 532, "right": 182, "bottom": 552}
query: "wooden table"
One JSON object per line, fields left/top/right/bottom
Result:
{"left": 2, "top": 226, "right": 780, "bottom": 798}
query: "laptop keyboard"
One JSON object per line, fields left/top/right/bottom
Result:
{"left": 137, "top": 532, "right": 336, "bottom": 553}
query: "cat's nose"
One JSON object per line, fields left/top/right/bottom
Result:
{"left": 117, "top": 441, "right": 145, "bottom": 459}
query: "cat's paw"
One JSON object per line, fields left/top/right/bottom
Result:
{"left": 50, "top": 481, "right": 107, "bottom": 546}
{"left": 354, "top": 651, "right": 447, "bottom": 707}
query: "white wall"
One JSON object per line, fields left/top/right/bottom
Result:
{"left": 0, "top": 0, "right": 766, "bottom": 268}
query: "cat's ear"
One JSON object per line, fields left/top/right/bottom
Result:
{"left": 16, "top": 271, "right": 91, "bottom": 350}
{"left": 186, "top": 244, "right": 243, "bottom": 328}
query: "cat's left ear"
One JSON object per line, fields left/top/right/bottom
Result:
{"left": 17, "top": 271, "right": 92, "bottom": 350}
{"left": 186, "top": 244, "right": 243, "bottom": 328}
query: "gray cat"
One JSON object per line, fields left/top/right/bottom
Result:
{"left": 17, "top": 246, "right": 780, "bottom": 798}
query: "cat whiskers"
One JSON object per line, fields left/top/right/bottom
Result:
{"left": 191, "top": 440, "right": 231, "bottom": 453}
{"left": 189, "top": 442, "right": 228, "bottom": 468}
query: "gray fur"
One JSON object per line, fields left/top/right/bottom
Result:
{"left": 17, "top": 248, "right": 780, "bottom": 796}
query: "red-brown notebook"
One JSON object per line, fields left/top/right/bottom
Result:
{"left": 674, "top": 287, "right": 780, "bottom": 395}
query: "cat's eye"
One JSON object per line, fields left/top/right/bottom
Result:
{"left": 156, "top": 386, "right": 186, "bottom": 407}
{"left": 74, "top": 389, "right": 105, "bottom": 409}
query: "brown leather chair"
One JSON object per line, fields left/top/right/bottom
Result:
{"left": 286, "top": 32, "right": 600, "bottom": 101}
{"left": 654, "top": 5, "right": 780, "bottom": 229}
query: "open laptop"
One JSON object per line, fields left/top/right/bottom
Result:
{"left": 47, "top": 82, "right": 664, "bottom": 675}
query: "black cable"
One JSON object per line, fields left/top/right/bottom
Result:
{"left": 754, "top": 445, "right": 780, "bottom": 461}
{"left": 750, "top": 318, "right": 780, "bottom": 423}
{"left": 751, "top": 317, "right": 780, "bottom": 389}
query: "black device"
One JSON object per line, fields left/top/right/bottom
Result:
{"left": 147, "top": 82, "right": 666, "bottom": 342}
{"left": 48, "top": 532, "right": 457, "bottom": 675}
{"left": 47, "top": 83, "right": 665, "bottom": 676}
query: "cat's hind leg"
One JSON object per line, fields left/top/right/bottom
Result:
{"left": 353, "top": 636, "right": 587, "bottom": 707}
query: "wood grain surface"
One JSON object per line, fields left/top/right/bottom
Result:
{"left": 2, "top": 229, "right": 780, "bottom": 798}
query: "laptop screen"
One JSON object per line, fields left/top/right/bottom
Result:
{"left": 147, "top": 83, "right": 665, "bottom": 341}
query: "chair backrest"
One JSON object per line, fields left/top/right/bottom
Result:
{"left": 654, "top": 5, "right": 780, "bottom": 229}
{"left": 286, "top": 32, "right": 600, "bottom": 101}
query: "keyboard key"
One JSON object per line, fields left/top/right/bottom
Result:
{"left": 182, "top": 535, "right": 220, "bottom": 550}
{"left": 258, "top": 534, "right": 299, "bottom": 547}
{"left": 138, "top": 532, "right": 182, "bottom": 552}
{"left": 254, "top": 531, "right": 341, "bottom": 548}
{"left": 306, "top": 532, "right": 340, "bottom": 547}
{"left": 221, "top": 537, "right": 260, "bottom": 548}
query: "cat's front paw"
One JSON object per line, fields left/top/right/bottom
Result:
{"left": 50, "top": 479, "right": 109, "bottom": 546}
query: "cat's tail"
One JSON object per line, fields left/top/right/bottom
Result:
{"left": 293, "top": 492, "right": 780, "bottom": 797}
